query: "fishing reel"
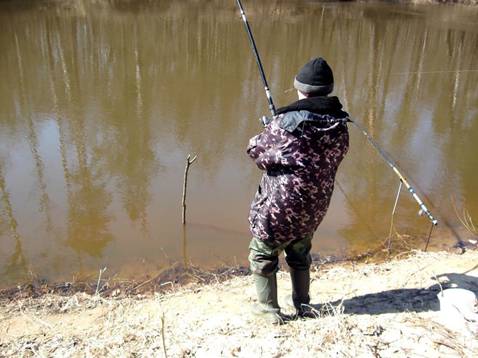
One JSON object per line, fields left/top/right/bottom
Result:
{"left": 260, "top": 116, "right": 273, "bottom": 126}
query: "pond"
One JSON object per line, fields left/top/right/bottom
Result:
{"left": 0, "top": 0, "right": 477, "bottom": 285}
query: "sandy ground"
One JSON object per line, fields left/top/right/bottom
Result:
{"left": 1, "top": 249, "right": 477, "bottom": 357}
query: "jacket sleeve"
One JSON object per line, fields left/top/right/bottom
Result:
{"left": 246, "top": 119, "right": 302, "bottom": 171}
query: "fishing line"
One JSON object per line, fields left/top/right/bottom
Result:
{"left": 392, "top": 69, "right": 478, "bottom": 75}
{"left": 335, "top": 178, "right": 381, "bottom": 242}
{"left": 424, "top": 222, "right": 435, "bottom": 252}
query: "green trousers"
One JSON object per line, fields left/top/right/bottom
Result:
{"left": 248, "top": 236, "right": 312, "bottom": 276}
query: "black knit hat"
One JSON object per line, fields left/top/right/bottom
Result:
{"left": 294, "top": 57, "right": 334, "bottom": 95}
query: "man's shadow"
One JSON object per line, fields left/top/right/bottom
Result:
{"left": 309, "top": 265, "right": 478, "bottom": 316}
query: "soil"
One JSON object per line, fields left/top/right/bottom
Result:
{"left": 1, "top": 249, "right": 477, "bottom": 357}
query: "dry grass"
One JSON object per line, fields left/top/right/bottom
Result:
{"left": 1, "top": 249, "right": 478, "bottom": 357}
{"left": 453, "top": 202, "right": 478, "bottom": 237}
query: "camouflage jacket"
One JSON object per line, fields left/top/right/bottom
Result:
{"left": 247, "top": 96, "right": 349, "bottom": 246}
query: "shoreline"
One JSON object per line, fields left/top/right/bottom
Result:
{"left": 1, "top": 248, "right": 477, "bottom": 356}
{"left": 1, "top": 239, "right": 468, "bottom": 302}
{"left": 2, "top": 231, "right": 476, "bottom": 301}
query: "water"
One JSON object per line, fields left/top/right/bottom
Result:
{"left": 0, "top": 0, "right": 477, "bottom": 285}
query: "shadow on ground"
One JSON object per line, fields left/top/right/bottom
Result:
{"left": 311, "top": 270, "right": 478, "bottom": 316}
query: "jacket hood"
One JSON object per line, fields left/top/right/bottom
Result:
{"left": 275, "top": 96, "right": 349, "bottom": 133}
{"left": 276, "top": 96, "right": 348, "bottom": 118}
{"left": 278, "top": 110, "right": 348, "bottom": 133}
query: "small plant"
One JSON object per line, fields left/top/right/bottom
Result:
{"left": 452, "top": 197, "right": 477, "bottom": 236}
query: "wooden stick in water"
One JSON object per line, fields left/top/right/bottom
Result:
{"left": 182, "top": 154, "right": 197, "bottom": 225}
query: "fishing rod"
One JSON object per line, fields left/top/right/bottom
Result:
{"left": 234, "top": 0, "right": 438, "bottom": 239}
{"left": 350, "top": 121, "right": 437, "bottom": 226}
{"left": 235, "top": 0, "right": 276, "bottom": 117}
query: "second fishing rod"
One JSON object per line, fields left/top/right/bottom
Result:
{"left": 235, "top": 0, "right": 438, "bottom": 241}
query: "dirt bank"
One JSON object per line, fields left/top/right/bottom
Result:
{"left": 1, "top": 249, "right": 477, "bottom": 357}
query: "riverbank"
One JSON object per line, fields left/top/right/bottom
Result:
{"left": 1, "top": 248, "right": 477, "bottom": 357}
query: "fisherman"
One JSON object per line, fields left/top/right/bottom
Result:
{"left": 247, "top": 57, "right": 350, "bottom": 323}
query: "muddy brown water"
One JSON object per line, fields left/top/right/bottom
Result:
{"left": 0, "top": 0, "right": 477, "bottom": 286}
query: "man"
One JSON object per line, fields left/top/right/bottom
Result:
{"left": 246, "top": 57, "right": 349, "bottom": 322}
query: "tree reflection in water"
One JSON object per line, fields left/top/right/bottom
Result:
{"left": 0, "top": 1, "right": 477, "bottom": 283}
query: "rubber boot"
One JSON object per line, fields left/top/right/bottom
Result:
{"left": 252, "top": 273, "right": 282, "bottom": 324}
{"left": 290, "top": 268, "right": 314, "bottom": 318}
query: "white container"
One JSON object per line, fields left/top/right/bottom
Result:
{"left": 437, "top": 288, "right": 478, "bottom": 333}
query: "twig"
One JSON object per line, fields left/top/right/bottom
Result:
{"left": 161, "top": 312, "right": 168, "bottom": 358}
{"left": 434, "top": 340, "right": 463, "bottom": 355}
{"left": 95, "top": 267, "right": 107, "bottom": 296}
{"left": 387, "top": 181, "right": 402, "bottom": 255}
{"left": 131, "top": 265, "right": 171, "bottom": 292}
{"left": 132, "top": 276, "right": 158, "bottom": 293}
{"left": 432, "top": 274, "right": 444, "bottom": 294}
{"left": 182, "top": 154, "right": 198, "bottom": 225}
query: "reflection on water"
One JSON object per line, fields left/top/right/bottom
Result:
{"left": 0, "top": 0, "right": 477, "bottom": 285}
{"left": 0, "top": 162, "right": 27, "bottom": 280}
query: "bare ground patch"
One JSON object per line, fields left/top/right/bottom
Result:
{"left": 1, "top": 249, "right": 477, "bottom": 357}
